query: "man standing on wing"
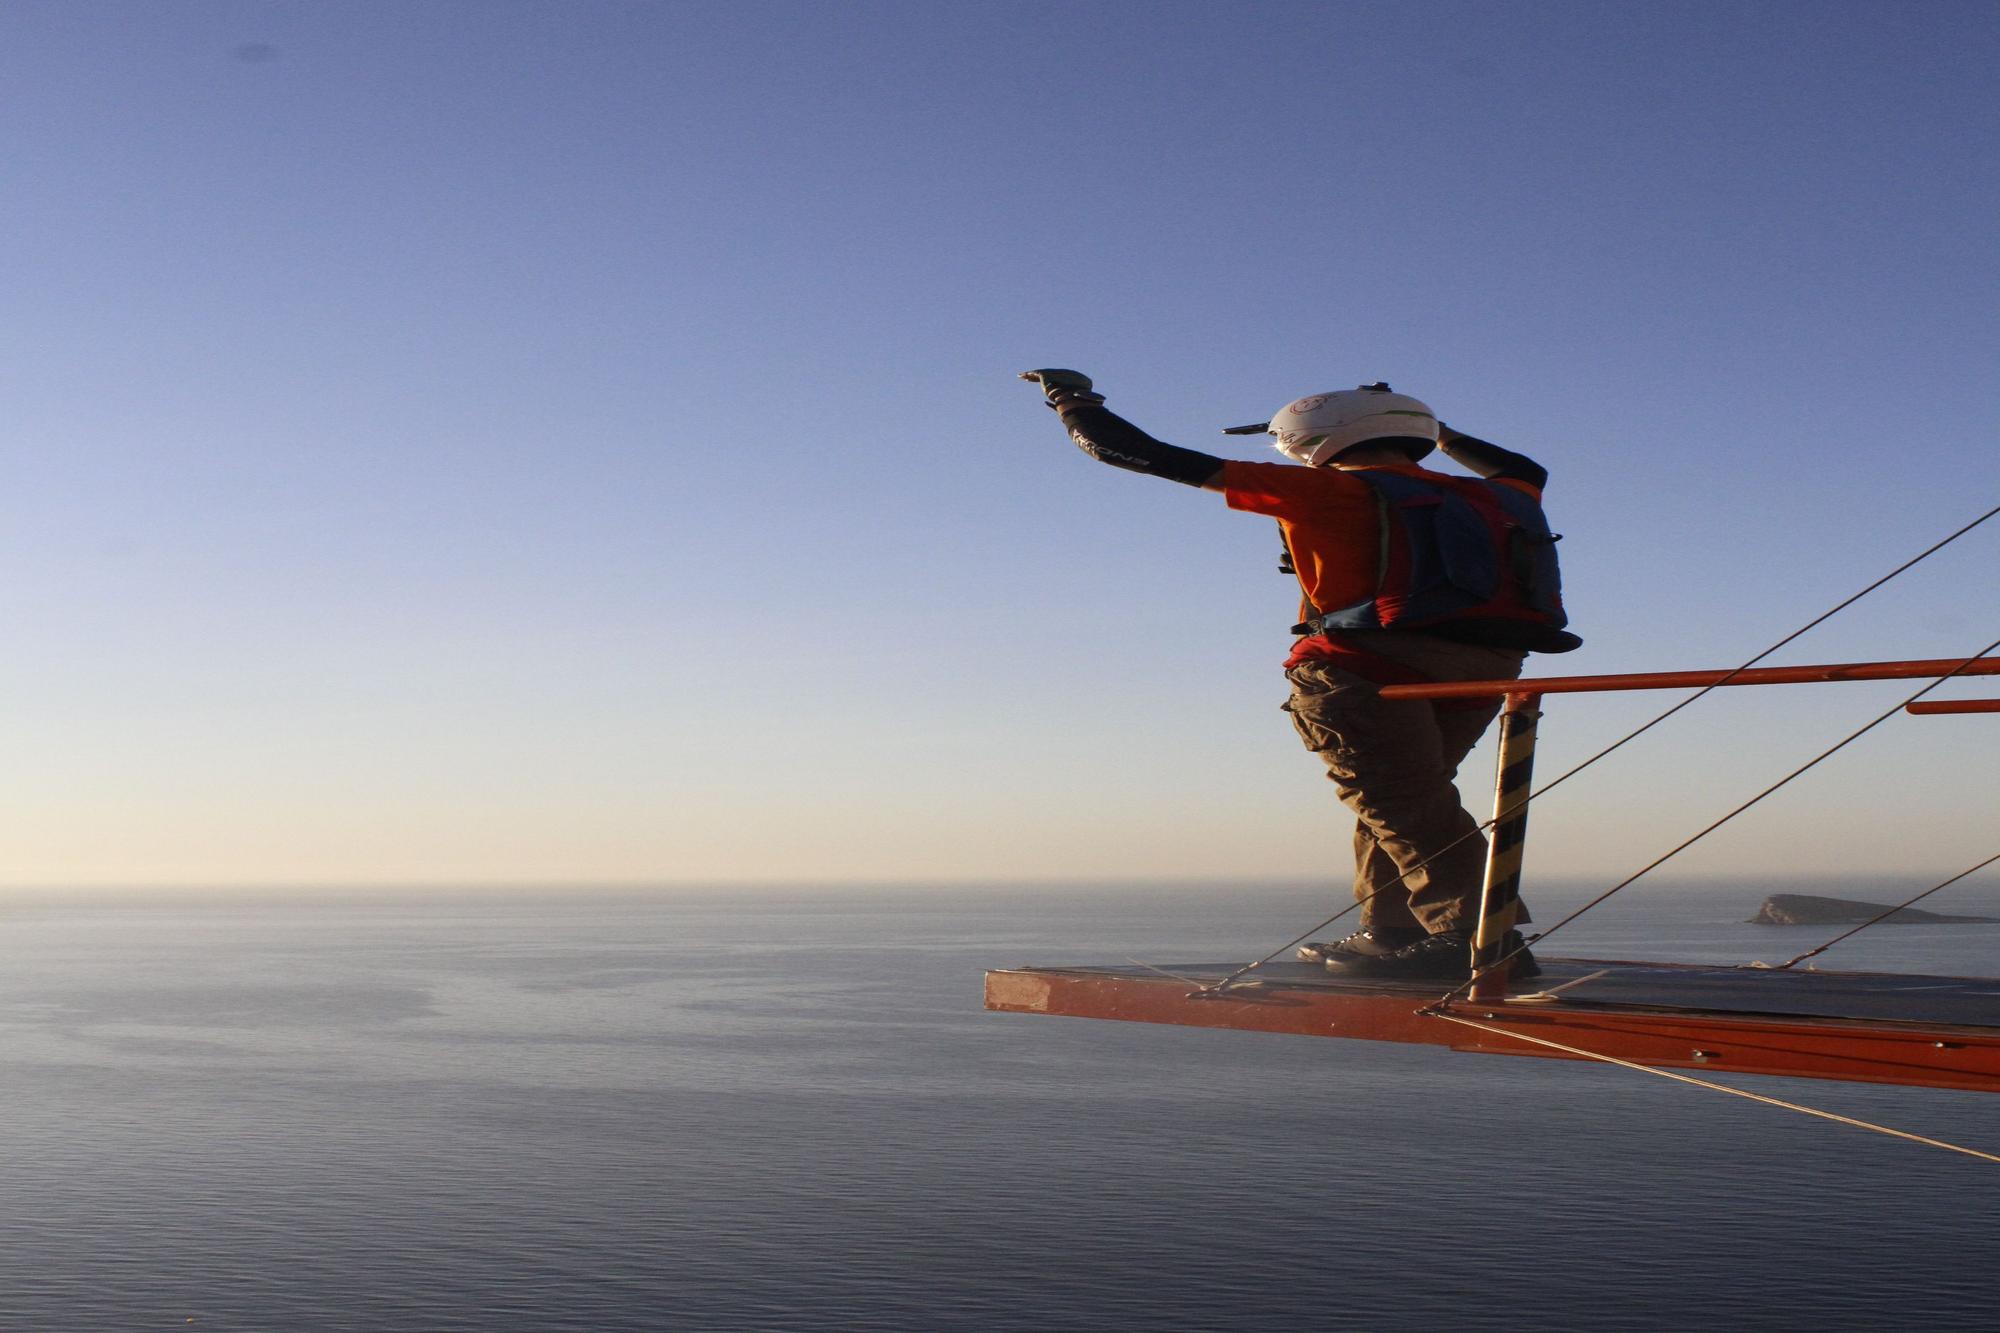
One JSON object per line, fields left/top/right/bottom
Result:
{"left": 1023, "top": 370, "right": 1581, "bottom": 981}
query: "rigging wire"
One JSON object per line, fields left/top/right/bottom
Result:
{"left": 1766, "top": 849, "right": 2000, "bottom": 970}
{"left": 1192, "top": 502, "right": 2000, "bottom": 997}
{"left": 1460, "top": 501, "right": 2000, "bottom": 814}
{"left": 1440, "top": 635, "right": 2000, "bottom": 1003}
{"left": 1427, "top": 1011, "right": 2000, "bottom": 1165}
{"left": 1123, "top": 957, "right": 1217, "bottom": 988}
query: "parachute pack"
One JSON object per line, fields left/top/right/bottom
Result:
{"left": 1295, "top": 470, "right": 1582, "bottom": 654}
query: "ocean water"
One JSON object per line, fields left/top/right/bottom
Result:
{"left": 2, "top": 881, "right": 1997, "bottom": 1332}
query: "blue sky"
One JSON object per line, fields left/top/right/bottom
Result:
{"left": 3, "top": 0, "right": 1996, "bottom": 891}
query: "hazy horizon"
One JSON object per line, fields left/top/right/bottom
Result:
{"left": 1, "top": 870, "right": 1990, "bottom": 909}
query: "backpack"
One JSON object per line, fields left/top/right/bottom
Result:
{"left": 1297, "top": 471, "right": 1581, "bottom": 653}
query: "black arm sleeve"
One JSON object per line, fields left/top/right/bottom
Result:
{"left": 1057, "top": 405, "right": 1226, "bottom": 489}
{"left": 1445, "top": 431, "right": 1548, "bottom": 490}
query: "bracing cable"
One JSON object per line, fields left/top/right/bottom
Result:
{"left": 1438, "top": 636, "right": 2000, "bottom": 1004}
{"left": 1427, "top": 1011, "right": 2000, "bottom": 1166}
{"left": 1446, "top": 502, "right": 2000, "bottom": 820}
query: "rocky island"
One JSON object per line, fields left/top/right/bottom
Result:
{"left": 1748, "top": 893, "right": 2000, "bottom": 926}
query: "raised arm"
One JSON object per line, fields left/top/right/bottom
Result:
{"left": 1021, "top": 369, "right": 1226, "bottom": 490}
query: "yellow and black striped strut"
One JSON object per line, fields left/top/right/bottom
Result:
{"left": 1470, "top": 693, "right": 1542, "bottom": 999}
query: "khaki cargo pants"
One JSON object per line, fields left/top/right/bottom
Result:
{"left": 1281, "top": 634, "right": 1527, "bottom": 935}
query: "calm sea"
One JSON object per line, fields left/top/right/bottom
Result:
{"left": 1, "top": 880, "right": 1996, "bottom": 1332}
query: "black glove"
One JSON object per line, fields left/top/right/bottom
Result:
{"left": 1018, "top": 368, "right": 1106, "bottom": 415}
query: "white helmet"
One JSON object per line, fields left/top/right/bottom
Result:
{"left": 1224, "top": 382, "right": 1438, "bottom": 466}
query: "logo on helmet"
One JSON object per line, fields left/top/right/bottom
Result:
{"left": 1287, "top": 396, "right": 1328, "bottom": 415}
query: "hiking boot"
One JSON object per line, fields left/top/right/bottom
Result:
{"left": 1296, "top": 928, "right": 1424, "bottom": 963}
{"left": 1322, "top": 929, "right": 1541, "bottom": 982}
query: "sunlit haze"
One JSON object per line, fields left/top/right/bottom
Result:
{"left": 5, "top": 1, "right": 1996, "bottom": 891}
